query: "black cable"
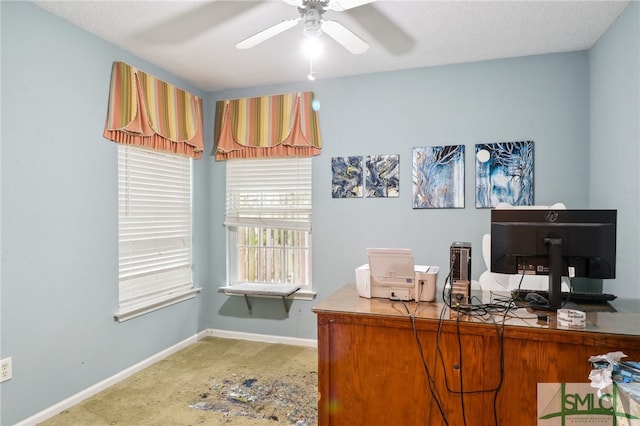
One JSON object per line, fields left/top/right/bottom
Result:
{"left": 454, "top": 310, "right": 468, "bottom": 426}
{"left": 474, "top": 296, "right": 514, "bottom": 426}
{"left": 407, "top": 261, "right": 535, "bottom": 425}
{"left": 510, "top": 260, "right": 579, "bottom": 310}
{"left": 433, "top": 290, "right": 523, "bottom": 426}
{"left": 441, "top": 269, "right": 453, "bottom": 307}
{"left": 561, "top": 276, "right": 575, "bottom": 306}
{"left": 400, "top": 301, "right": 450, "bottom": 425}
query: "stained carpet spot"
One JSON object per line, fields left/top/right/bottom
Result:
{"left": 190, "top": 373, "right": 317, "bottom": 425}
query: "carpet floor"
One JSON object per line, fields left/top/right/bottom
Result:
{"left": 39, "top": 337, "right": 318, "bottom": 426}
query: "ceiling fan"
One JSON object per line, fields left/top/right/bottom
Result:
{"left": 235, "top": 0, "right": 376, "bottom": 55}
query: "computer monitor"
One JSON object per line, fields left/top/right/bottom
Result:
{"left": 490, "top": 209, "right": 617, "bottom": 309}
{"left": 367, "top": 248, "right": 415, "bottom": 288}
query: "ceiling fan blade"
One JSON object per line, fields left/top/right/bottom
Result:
{"left": 345, "top": 4, "right": 415, "bottom": 55}
{"left": 236, "top": 18, "right": 301, "bottom": 49}
{"left": 135, "top": 2, "right": 262, "bottom": 44}
{"left": 327, "top": 0, "right": 377, "bottom": 12}
{"left": 321, "top": 20, "right": 369, "bottom": 54}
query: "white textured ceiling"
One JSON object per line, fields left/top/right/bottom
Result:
{"left": 33, "top": 0, "right": 630, "bottom": 92}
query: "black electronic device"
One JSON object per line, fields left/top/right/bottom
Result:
{"left": 511, "top": 289, "right": 617, "bottom": 304}
{"left": 491, "top": 209, "right": 617, "bottom": 310}
{"left": 450, "top": 242, "right": 471, "bottom": 307}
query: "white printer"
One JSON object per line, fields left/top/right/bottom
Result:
{"left": 355, "top": 248, "right": 439, "bottom": 302}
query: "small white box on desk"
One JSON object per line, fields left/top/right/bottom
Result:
{"left": 355, "top": 264, "right": 372, "bottom": 298}
{"left": 415, "top": 265, "right": 439, "bottom": 302}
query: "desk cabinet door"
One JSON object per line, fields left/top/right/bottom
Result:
{"left": 317, "top": 316, "right": 499, "bottom": 426}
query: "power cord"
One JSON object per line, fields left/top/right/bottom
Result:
{"left": 400, "top": 300, "right": 450, "bottom": 425}
{"left": 436, "top": 264, "right": 524, "bottom": 425}
{"left": 403, "top": 262, "right": 544, "bottom": 426}
{"left": 435, "top": 303, "right": 510, "bottom": 426}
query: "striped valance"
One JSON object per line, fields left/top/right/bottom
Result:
{"left": 103, "top": 61, "right": 204, "bottom": 159}
{"left": 214, "top": 92, "right": 322, "bottom": 160}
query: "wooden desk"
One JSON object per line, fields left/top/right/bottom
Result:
{"left": 313, "top": 284, "right": 640, "bottom": 425}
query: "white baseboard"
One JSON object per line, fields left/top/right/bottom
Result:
{"left": 15, "top": 334, "right": 200, "bottom": 426}
{"left": 15, "top": 329, "right": 316, "bottom": 425}
{"left": 205, "top": 328, "right": 318, "bottom": 348}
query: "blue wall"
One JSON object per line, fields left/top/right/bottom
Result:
{"left": 1, "top": 2, "right": 210, "bottom": 424}
{"left": 589, "top": 0, "right": 640, "bottom": 299}
{"left": 208, "top": 52, "right": 593, "bottom": 338}
{"left": 2, "top": 1, "right": 638, "bottom": 424}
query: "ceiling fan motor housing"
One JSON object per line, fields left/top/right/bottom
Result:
{"left": 300, "top": 0, "right": 327, "bottom": 37}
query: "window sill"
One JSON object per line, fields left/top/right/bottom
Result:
{"left": 219, "top": 285, "right": 315, "bottom": 314}
{"left": 289, "top": 289, "right": 316, "bottom": 300}
{"left": 219, "top": 286, "right": 316, "bottom": 301}
{"left": 114, "top": 287, "right": 202, "bottom": 322}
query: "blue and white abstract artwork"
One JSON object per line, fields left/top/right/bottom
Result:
{"left": 365, "top": 154, "right": 400, "bottom": 198}
{"left": 475, "top": 141, "right": 534, "bottom": 208}
{"left": 331, "top": 156, "right": 363, "bottom": 198}
{"left": 412, "top": 145, "right": 465, "bottom": 209}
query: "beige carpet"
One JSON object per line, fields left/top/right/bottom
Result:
{"left": 39, "top": 337, "right": 318, "bottom": 426}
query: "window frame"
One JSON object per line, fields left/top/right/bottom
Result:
{"left": 224, "top": 158, "right": 315, "bottom": 299}
{"left": 115, "top": 145, "right": 200, "bottom": 322}
{"left": 227, "top": 226, "right": 313, "bottom": 291}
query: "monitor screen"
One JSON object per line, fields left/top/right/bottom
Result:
{"left": 367, "top": 248, "right": 415, "bottom": 288}
{"left": 490, "top": 209, "right": 617, "bottom": 309}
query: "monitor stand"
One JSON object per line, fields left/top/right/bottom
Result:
{"left": 528, "top": 238, "right": 563, "bottom": 311}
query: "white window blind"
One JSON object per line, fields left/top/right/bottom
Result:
{"left": 116, "top": 145, "right": 198, "bottom": 321}
{"left": 225, "top": 158, "right": 312, "bottom": 231}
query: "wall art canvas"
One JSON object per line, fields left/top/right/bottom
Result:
{"left": 331, "top": 156, "right": 363, "bottom": 198}
{"left": 475, "top": 141, "right": 534, "bottom": 208}
{"left": 365, "top": 154, "right": 400, "bottom": 198}
{"left": 412, "top": 145, "right": 465, "bottom": 209}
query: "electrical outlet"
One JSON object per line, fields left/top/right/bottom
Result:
{"left": 0, "top": 357, "right": 12, "bottom": 383}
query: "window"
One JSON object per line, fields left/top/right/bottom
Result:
{"left": 225, "top": 158, "right": 313, "bottom": 293}
{"left": 116, "top": 145, "right": 199, "bottom": 321}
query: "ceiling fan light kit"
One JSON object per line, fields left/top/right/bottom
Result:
{"left": 303, "top": 36, "right": 323, "bottom": 59}
{"left": 236, "top": 0, "right": 374, "bottom": 79}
